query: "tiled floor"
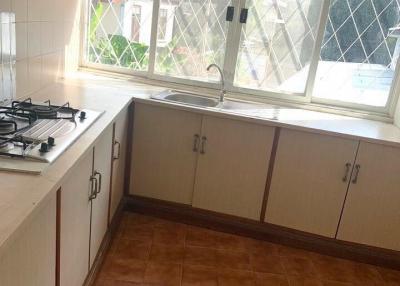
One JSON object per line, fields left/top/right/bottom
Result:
{"left": 94, "top": 212, "right": 400, "bottom": 286}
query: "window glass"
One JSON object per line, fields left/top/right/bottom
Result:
{"left": 154, "top": 0, "right": 231, "bottom": 82}
{"left": 234, "top": 0, "right": 324, "bottom": 94}
{"left": 313, "top": 0, "right": 400, "bottom": 107}
{"left": 86, "top": 0, "right": 153, "bottom": 71}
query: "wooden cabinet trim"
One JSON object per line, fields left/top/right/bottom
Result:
{"left": 260, "top": 127, "right": 281, "bottom": 222}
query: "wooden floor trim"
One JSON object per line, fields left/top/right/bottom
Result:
{"left": 126, "top": 194, "right": 400, "bottom": 270}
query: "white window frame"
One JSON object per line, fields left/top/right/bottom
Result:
{"left": 80, "top": 0, "right": 400, "bottom": 119}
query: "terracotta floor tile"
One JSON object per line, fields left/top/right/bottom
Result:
{"left": 281, "top": 256, "right": 318, "bottom": 276}
{"left": 214, "top": 232, "right": 248, "bottom": 251}
{"left": 245, "top": 238, "right": 280, "bottom": 256}
{"left": 186, "top": 227, "right": 218, "bottom": 248}
{"left": 311, "top": 256, "right": 383, "bottom": 285}
{"left": 216, "top": 249, "right": 252, "bottom": 270}
{"left": 184, "top": 246, "right": 217, "bottom": 267}
{"left": 122, "top": 224, "right": 154, "bottom": 242}
{"left": 250, "top": 254, "right": 286, "bottom": 275}
{"left": 286, "top": 276, "right": 324, "bottom": 286}
{"left": 143, "top": 262, "right": 182, "bottom": 286}
{"left": 377, "top": 267, "right": 400, "bottom": 285}
{"left": 123, "top": 213, "right": 163, "bottom": 227}
{"left": 114, "top": 239, "right": 151, "bottom": 260}
{"left": 149, "top": 243, "right": 185, "bottom": 264}
{"left": 182, "top": 265, "right": 218, "bottom": 286}
{"left": 99, "top": 257, "right": 146, "bottom": 283}
{"left": 218, "top": 269, "right": 256, "bottom": 286}
{"left": 255, "top": 272, "right": 289, "bottom": 286}
{"left": 152, "top": 226, "right": 186, "bottom": 246}
{"left": 95, "top": 213, "right": 400, "bottom": 286}
{"left": 94, "top": 278, "right": 142, "bottom": 285}
{"left": 277, "top": 246, "right": 315, "bottom": 259}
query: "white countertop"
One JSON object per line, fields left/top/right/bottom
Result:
{"left": 1, "top": 71, "right": 400, "bottom": 256}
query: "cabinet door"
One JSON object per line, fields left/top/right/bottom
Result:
{"left": 0, "top": 192, "right": 56, "bottom": 286}
{"left": 90, "top": 125, "right": 113, "bottom": 267}
{"left": 109, "top": 106, "right": 129, "bottom": 224}
{"left": 265, "top": 129, "right": 358, "bottom": 237}
{"left": 60, "top": 149, "right": 92, "bottom": 286}
{"left": 192, "top": 116, "right": 275, "bottom": 220}
{"left": 131, "top": 103, "right": 202, "bottom": 204}
{"left": 337, "top": 142, "right": 400, "bottom": 251}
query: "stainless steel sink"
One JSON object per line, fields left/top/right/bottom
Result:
{"left": 151, "top": 90, "right": 219, "bottom": 108}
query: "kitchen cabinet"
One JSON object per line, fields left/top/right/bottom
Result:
{"left": 60, "top": 149, "right": 92, "bottom": 286}
{"left": 192, "top": 116, "right": 275, "bottom": 220}
{"left": 265, "top": 129, "right": 359, "bottom": 237}
{"left": 60, "top": 125, "right": 113, "bottom": 286}
{"left": 130, "top": 103, "right": 202, "bottom": 204}
{"left": 0, "top": 192, "right": 56, "bottom": 286}
{"left": 109, "top": 106, "right": 129, "bottom": 224}
{"left": 337, "top": 142, "right": 400, "bottom": 251}
{"left": 90, "top": 125, "right": 113, "bottom": 267}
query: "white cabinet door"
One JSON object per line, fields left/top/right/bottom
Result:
{"left": 131, "top": 103, "right": 202, "bottom": 204}
{"left": 337, "top": 142, "right": 400, "bottom": 251}
{"left": 60, "top": 149, "right": 92, "bottom": 286}
{"left": 90, "top": 124, "right": 113, "bottom": 267}
{"left": 109, "top": 106, "right": 129, "bottom": 223}
{"left": 192, "top": 116, "right": 275, "bottom": 220}
{"left": 0, "top": 192, "right": 56, "bottom": 286}
{"left": 265, "top": 129, "right": 358, "bottom": 237}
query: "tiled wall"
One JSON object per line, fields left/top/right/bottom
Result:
{"left": 0, "top": 0, "right": 81, "bottom": 100}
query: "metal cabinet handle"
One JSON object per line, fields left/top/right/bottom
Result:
{"left": 200, "top": 136, "right": 207, "bottom": 154}
{"left": 113, "top": 140, "right": 121, "bottom": 160}
{"left": 94, "top": 170, "right": 102, "bottom": 194}
{"left": 193, "top": 134, "right": 200, "bottom": 152}
{"left": 342, "top": 163, "right": 352, "bottom": 182}
{"left": 89, "top": 175, "right": 98, "bottom": 200}
{"left": 352, "top": 164, "right": 361, "bottom": 184}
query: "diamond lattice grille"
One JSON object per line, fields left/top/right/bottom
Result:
{"left": 234, "top": 0, "right": 323, "bottom": 93}
{"left": 154, "top": 0, "right": 230, "bottom": 80}
{"left": 87, "top": 0, "right": 153, "bottom": 71}
{"left": 314, "top": 0, "right": 400, "bottom": 106}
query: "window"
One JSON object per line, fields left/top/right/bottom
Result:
{"left": 86, "top": 0, "right": 153, "bottom": 71}
{"left": 84, "top": 0, "right": 400, "bottom": 115}
{"left": 313, "top": 0, "right": 400, "bottom": 107}
{"left": 154, "top": 0, "right": 231, "bottom": 82}
{"left": 131, "top": 5, "right": 141, "bottom": 42}
{"left": 234, "top": 0, "right": 324, "bottom": 94}
{"left": 157, "top": 8, "right": 168, "bottom": 40}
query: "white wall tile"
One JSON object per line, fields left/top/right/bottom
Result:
{"left": 15, "top": 22, "right": 27, "bottom": 60}
{"left": 27, "top": 21, "right": 40, "bottom": 57}
{"left": 11, "top": 0, "right": 27, "bottom": 22}
{"left": 15, "top": 59, "right": 29, "bottom": 98}
{"left": 40, "top": 21, "right": 53, "bottom": 55}
{"left": 27, "top": 0, "right": 41, "bottom": 22}
{"left": 28, "top": 56, "right": 41, "bottom": 92}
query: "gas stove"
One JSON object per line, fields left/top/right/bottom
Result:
{"left": 0, "top": 98, "right": 103, "bottom": 173}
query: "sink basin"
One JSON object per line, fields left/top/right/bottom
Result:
{"left": 152, "top": 91, "right": 219, "bottom": 108}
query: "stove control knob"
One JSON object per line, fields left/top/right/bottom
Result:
{"left": 48, "top": 136, "right": 55, "bottom": 146}
{"left": 79, "top": 111, "right": 86, "bottom": 120}
{"left": 39, "top": 142, "right": 49, "bottom": 153}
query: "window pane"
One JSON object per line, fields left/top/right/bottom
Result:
{"left": 86, "top": 0, "right": 153, "bottom": 71}
{"left": 234, "top": 0, "right": 323, "bottom": 94}
{"left": 313, "top": 0, "right": 400, "bottom": 107}
{"left": 154, "top": 0, "right": 231, "bottom": 82}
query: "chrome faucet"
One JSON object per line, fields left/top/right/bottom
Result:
{"left": 206, "top": 64, "right": 226, "bottom": 103}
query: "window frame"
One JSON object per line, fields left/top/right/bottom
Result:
{"left": 80, "top": 0, "right": 400, "bottom": 118}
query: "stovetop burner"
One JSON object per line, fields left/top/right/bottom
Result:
{"left": 30, "top": 105, "right": 58, "bottom": 119}
{"left": 0, "top": 118, "right": 16, "bottom": 135}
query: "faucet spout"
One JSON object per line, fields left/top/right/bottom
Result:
{"left": 206, "top": 64, "right": 226, "bottom": 103}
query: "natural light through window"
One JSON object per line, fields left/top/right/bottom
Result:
{"left": 84, "top": 0, "right": 400, "bottom": 114}
{"left": 234, "top": 0, "right": 323, "bottom": 94}
{"left": 313, "top": 0, "right": 400, "bottom": 107}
